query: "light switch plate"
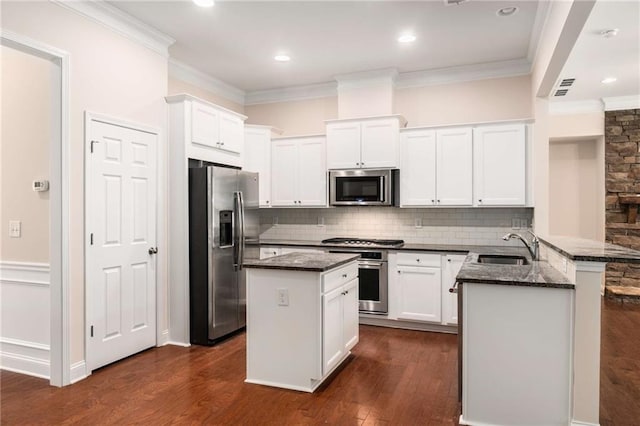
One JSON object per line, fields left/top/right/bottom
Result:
{"left": 277, "top": 288, "right": 289, "bottom": 306}
{"left": 414, "top": 218, "right": 422, "bottom": 228}
{"left": 9, "top": 220, "right": 21, "bottom": 238}
{"left": 317, "top": 216, "right": 325, "bottom": 227}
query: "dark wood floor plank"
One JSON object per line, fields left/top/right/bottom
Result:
{"left": 2, "top": 300, "right": 639, "bottom": 425}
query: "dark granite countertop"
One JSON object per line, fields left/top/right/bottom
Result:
{"left": 243, "top": 252, "right": 359, "bottom": 272}
{"left": 540, "top": 235, "right": 640, "bottom": 264}
{"left": 457, "top": 252, "right": 574, "bottom": 289}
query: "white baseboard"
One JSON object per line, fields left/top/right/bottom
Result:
{"left": 158, "top": 329, "right": 170, "bottom": 346}
{"left": 571, "top": 421, "right": 600, "bottom": 426}
{"left": 0, "top": 337, "right": 50, "bottom": 380}
{"left": 165, "top": 341, "right": 191, "bottom": 348}
{"left": 70, "top": 360, "right": 88, "bottom": 383}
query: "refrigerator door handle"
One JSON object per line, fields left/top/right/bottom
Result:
{"left": 233, "top": 192, "right": 241, "bottom": 270}
{"left": 237, "top": 191, "right": 245, "bottom": 270}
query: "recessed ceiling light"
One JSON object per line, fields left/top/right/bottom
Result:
{"left": 398, "top": 34, "right": 417, "bottom": 43}
{"left": 600, "top": 29, "right": 619, "bottom": 38}
{"left": 193, "top": 0, "right": 214, "bottom": 7}
{"left": 274, "top": 54, "right": 290, "bottom": 62}
{"left": 496, "top": 7, "right": 519, "bottom": 17}
{"left": 602, "top": 77, "right": 617, "bottom": 84}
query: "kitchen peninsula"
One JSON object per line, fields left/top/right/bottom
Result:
{"left": 243, "top": 252, "right": 359, "bottom": 392}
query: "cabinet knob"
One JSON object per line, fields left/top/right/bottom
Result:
{"left": 397, "top": 270, "right": 401, "bottom": 274}
{"left": 361, "top": 162, "right": 365, "bottom": 166}
{"left": 342, "top": 274, "right": 347, "bottom": 278}
{"left": 447, "top": 258, "right": 452, "bottom": 262}
{"left": 356, "top": 162, "right": 360, "bottom": 166}
{"left": 431, "top": 199, "right": 435, "bottom": 204}
{"left": 221, "top": 142, "right": 225, "bottom": 146}
{"left": 437, "top": 199, "right": 441, "bottom": 203}
{"left": 345, "top": 290, "right": 349, "bottom": 295}
{"left": 266, "top": 200, "right": 270, "bottom": 204}
{"left": 478, "top": 199, "right": 482, "bottom": 203}
{"left": 416, "top": 259, "right": 421, "bottom": 262}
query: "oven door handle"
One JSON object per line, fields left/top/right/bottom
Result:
{"left": 359, "top": 261, "right": 384, "bottom": 268}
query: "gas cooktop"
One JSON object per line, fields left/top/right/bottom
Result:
{"left": 321, "top": 238, "right": 405, "bottom": 247}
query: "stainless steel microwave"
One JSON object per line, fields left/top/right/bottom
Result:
{"left": 329, "top": 169, "right": 399, "bottom": 206}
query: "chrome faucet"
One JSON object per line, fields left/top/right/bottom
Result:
{"left": 502, "top": 230, "right": 540, "bottom": 261}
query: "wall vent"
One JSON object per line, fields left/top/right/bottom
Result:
{"left": 559, "top": 78, "right": 576, "bottom": 87}
{"left": 554, "top": 89, "right": 569, "bottom": 97}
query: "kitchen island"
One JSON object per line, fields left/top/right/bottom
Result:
{"left": 243, "top": 252, "right": 360, "bottom": 392}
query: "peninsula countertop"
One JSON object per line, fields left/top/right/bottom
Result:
{"left": 243, "top": 252, "right": 359, "bottom": 272}
{"left": 539, "top": 235, "right": 640, "bottom": 263}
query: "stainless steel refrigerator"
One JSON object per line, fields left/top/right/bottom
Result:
{"left": 188, "top": 164, "right": 259, "bottom": 345}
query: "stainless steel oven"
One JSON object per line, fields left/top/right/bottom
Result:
{"left": 328, "top": 249, "right": 388, "bottom": 314}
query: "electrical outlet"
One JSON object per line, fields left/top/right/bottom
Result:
{"left": 9, "top": 220, "right": 21, "bottom": 238}
{"left": 414, "top": 217, "right": 422, "bottom": 228}
{"left": 318, "top": 216, "right": 325, "bottom": 227}
{"left": 562, "top": 258, "right": 568, "bottom": 274}
{"left": 511, "top": 218, "right": 521, "bottom": 230}
{"left": 273, "top": 216, "right": 278, "bottom": 226}
{"left": 520, "top": 218, "right": 528, "bottom": 229}
{"left": 277, "top": 288, "right": 289, "bottom": 306}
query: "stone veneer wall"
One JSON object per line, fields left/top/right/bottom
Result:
{"left": 605, "top": 108, "right": 640, "bottom": 287}
{"left": 259, "top": 207, "right": 533, "bottom": 247}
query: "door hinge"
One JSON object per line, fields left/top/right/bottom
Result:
{"left": 90, "top": 325, "right": 94, "bottom": 337}
{"left": 90, "top": 140, "right": 99, "bottom": 153}
{"left": 90, "top": 233, "right": 94, "bottom": 245}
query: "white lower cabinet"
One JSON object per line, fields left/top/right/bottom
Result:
{"left": 441, "top": 254, "right": 466, "bottom": 325}
{"left": 396, "top": 265, "right": 442, "bottom": 323}
{"left": 245, "top": 261, "right": 358, "bottom": 392}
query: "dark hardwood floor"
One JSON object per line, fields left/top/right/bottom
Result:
{"left": 1, "top": 299, "right": 638, "bottom": 425}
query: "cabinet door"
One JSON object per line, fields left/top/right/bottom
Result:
{"left": 191, "top": 101, "right": 220, "bottom": 148}
{"left": 244, "top": 128, "right": 271, "bottom": 207}
{"left": 271, "top": 139, "right": 298, "bottom": 206}
{"left": 298, "top": 137, "right": 327, "bottom": 206}
{"left": 397, "top": 266, "right": 442, "bottom": 323}
{"left": 473, "top": 124, "right": 526, "bottom": 206}
{"left": 219, "top": 112, "right": 243, "bottom": 154}
{"left": 342, "top": 279, "right": 359, "bottom": 352}
{"left": 323, "top": 286, "right": 344, "bottom": 375}
{"left": 326, "top": 122, "right": 361, "bottom": 169}
{"left": 360, "top": 118, "right": 399, "bottom": 168}
{"left": 400, "top": 130, "right": 437, "bottom": 206}
{"left": 442, "top": 254, "right": 465, "bottom": 325}
{"left": 436, "top": 127, "right": 473, "bottom": 206}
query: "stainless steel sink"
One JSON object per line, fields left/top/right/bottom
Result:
{"left": 477, "top": 254, "right": 529, "bottom": 265}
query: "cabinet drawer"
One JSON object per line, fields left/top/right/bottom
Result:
{"left": 323, "top": 262, "right": 358, "bottom": 293}
{"left": 397, "top": 252, "right": 441, "bottom": 267}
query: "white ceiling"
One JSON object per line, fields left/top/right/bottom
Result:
{"left": 554, "top": 0, "right": 640, "bottom": 103}
{"left": 109, "top": 0, "right": 541, "bottom": 92}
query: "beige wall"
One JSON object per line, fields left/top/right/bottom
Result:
{"left": 549, "top": 111, "right": 604, "bottom": 139}
{"left": 549, "top": 138, "right": 605, "bottom": 241}
{"left": 395, "top": 75, "right": 533, "bottom": 127}
{"left": 0, "top": 46, "right": 54, "bottom": 263}
{"left": 245, "top": 97, "right": 338, "bottom": 136}
{"left": 2, "top": 1, "right": 169, "bottom": 364}
{"left": 167, "top": 76, "right": 245, "bottom": 114}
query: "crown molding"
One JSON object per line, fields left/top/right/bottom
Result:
{"left": 168, "top": 59, "right": 246, "bottom": 106}
{"left": 335, "top": 68, "right": 399, "bottom": 90}
{"left": 527, "top": 1, "right": 551, "bottom": 63}
{"left": 50, "top": 0, "right": 174, "bottom": 57}
{"left": 395, "top": 58, "right": 531, "bottom": 89}
{"left": 549, "top": 99, "right": 604, "bottom": 115}
{"left": 245, "top": 82, "right": 337, "bottom": 106}
{"left": 602, "top": 95, "right": 640, "bottom": 111}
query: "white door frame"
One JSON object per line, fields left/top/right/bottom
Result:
{"left": 0, "top": 29, "right": 71, "bottom": 387}
{"left": 84, "top": 112, "right": 163, "bottom": 373}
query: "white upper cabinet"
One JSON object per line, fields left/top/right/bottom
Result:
{"left": 400, "top": 126, "right": 472, "bottom": 207}
{"left": 271, "top": 136, "right": 327, "bottom": 207}
{"left": 473, "top": 124, "right": 526, "bottom": 206}
{"left": 244, "top": 125, "right": 282, "bottom": 207}
{"left": 218, "top": 112, "right": 244, "bottom": 154}
{"left": 326, "top": 116, "right": 406, "bottom": 169}
{"left": 436, "top": 127, "right": 473, "bottom": 206}
{"left": 191, "top": 102, "right": 220, "bottom": 149}
{"left": 400, "top": 129, "right": 437, "bottom": 206}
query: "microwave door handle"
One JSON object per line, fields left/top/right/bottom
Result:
{"left": 380, "top": 176, "right": 385, "bottom": 202}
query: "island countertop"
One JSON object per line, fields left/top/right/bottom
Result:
{"left": 243, "top": 252, "right": 359, "bottom": 272}
{"left": 456, "top": 252, "right": 575, "bottom": 289}
{"left": 539, "top": 235, "right": 640, "bottom": 263}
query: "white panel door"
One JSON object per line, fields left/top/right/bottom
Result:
{"left": 436, "top": 127, "right": 473, "bottom": 206}
{"left": 87, "top": 119, "right": 157, "bottom": 371}
{"left": 400, "top": 130, "right": 437, "bottom": 206}
{"left": 190, "top": 101, "right": 220, "bottom": 149}
{"left": 326, "top": 122, "right": 361, "bottom": 169}
{"left": 322, "top": 286, "right": 344, "bottom": 375}
{"left": 219, "top": 111, "right": 243, "bottom": 154}
{"left": 442, "top": 254, "right": 465, "bottom": 325}
{"left": 342, "top": 279, "right": 359, "bottom": 352}
{"left": 473, "top": 124, "right": 526, "bottom": 206}
{"left": 397, "top": 266, "right": 442, "bottom": 323}
{"left": 360, "top": 118, "right": 399, "bottom": 168}
{"left": 298, "top": 137, "right": 327, "bottom": 206}
{"left": 271, "top": 139, "right": 298, "bottom": 206}
{"left": 244, "top": 128, "right": 271, "bottom": 207}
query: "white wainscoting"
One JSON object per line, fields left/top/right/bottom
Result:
{"left": 0, "top": 261, "right": 51, "bottom": 379}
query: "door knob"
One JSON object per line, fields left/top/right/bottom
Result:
{"left": 148, "top": 247, "right": 158, "bottom": 255}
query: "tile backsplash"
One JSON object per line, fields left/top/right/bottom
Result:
{"left": 259, "top": 207, "right": 533, "bottom": 246}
